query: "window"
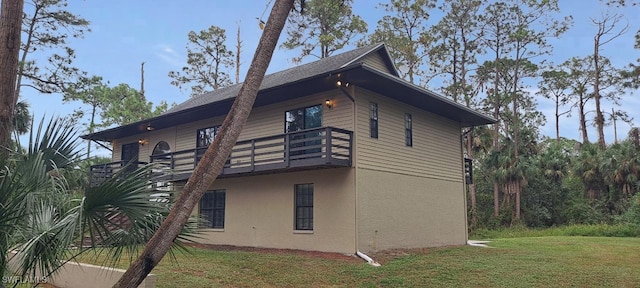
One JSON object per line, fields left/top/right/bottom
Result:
{"left": 405, "top": 113, "right": 412, "bottom": 147}
{"left": 285, "top": 105, "right": 322, "bottom": 133}
{"left": 370, "top": 102, "right": 378, "bottom": 139}
{"left": 200, "top": 190, "right": 226, "bottom": 229}
{"left": 196, "top": 126, "right": 220, "bottom": 162}
{"left": 295, "top": 184, "right": 313, "bottom": 231}
{"left": 152, "top": 141, "right": 171, "bottom": 157}
{"left": 285, "top": 105, "right": 322, "bottom": 157}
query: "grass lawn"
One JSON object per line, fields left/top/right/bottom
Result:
{"left": 77, "top": 237, "right": 640, "bottom": 287}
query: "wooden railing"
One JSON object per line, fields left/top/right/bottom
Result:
{"left": 89, "top": 161, "right": 147, "bottom": 187}
{"left": 90, "top": 127, "right": 352, "bottom": 183}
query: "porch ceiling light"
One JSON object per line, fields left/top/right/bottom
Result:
{"left": 146, "top": 124, "right": 154, "bottom": 131}
{"left": 325, "top": 99, "right": 334, "bottom": 109}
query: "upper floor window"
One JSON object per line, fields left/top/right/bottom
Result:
{"left": 285, "top": 105, "right": 322, "bottom": 133}
{"left": 370, "top": 103, "right": 378, "bottom": 139}
{"left": 196, "top": 126, "right": 220, "bottom": 161}
{"left": 405, "top": 113, "right": 412, "bottom": 147}
{"left": 152, "top": 141, "right": 171, "bottom": 157}
{"left": 286, "top": 105, "right": 322, "bottom": 157}
{"left": 200, "top": 189, "right": 226, "bottom": 229}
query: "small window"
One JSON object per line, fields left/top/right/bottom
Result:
{"left": 370, "top": 103, "right": 378, "bottom": 139}
{"left": 295, "top": 184, "right": 313, "bottom": 231}
{"left": 405, "top": 113, "right": 412, "bottom": 147}
{"left": 200, "top": 190, "right": 226, "bottom": 229}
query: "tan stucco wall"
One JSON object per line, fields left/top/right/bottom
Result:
{"left": 193, "top": 168, "right": 357, "bottom": 254}
{"left": 355, "top": 168, "right": 467, "bottom": 253}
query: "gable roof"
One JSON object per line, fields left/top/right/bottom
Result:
{"left": 164, "top": 43, "right": 395, "bottom": 115}
{"left": 83, "top": 43, "right": 493, "bottom": 142}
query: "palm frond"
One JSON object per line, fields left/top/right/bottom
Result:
{"left": 74, "top": 163, "right": 200, "bottom": 268}
{"left": 25, "top": 117, "right": 81, "bottom": 172}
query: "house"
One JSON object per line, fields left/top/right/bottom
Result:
{"left": 83, "top": 43, "right": 494, "bottom": 254}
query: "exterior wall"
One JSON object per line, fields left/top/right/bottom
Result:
{"left": 355, "top": 169, "right": 467, "bottom": 252}
{"left": 353, "top": 87, "right": 467, "bottom": 252}
{"left": 192, "top": 168, "right": 357, "bottom": 254}
{"left": 111, "top": 89, "right": 354, "bottom": 163}
{"left": 361, "top": 52, "right": 393, "bottom": 74}
{"left": 354, "top": 87, "right": 462, "bottom": 181}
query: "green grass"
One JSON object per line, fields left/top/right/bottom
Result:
{"left": 75, "top": 236, "right": 640, "bottom": 287}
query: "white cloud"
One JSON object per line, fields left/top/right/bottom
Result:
{"left": 154, "top": 44, "right": 183, "bottom": 68}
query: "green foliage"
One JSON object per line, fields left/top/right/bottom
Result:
{"left": 99, "top": 84, "right": 167, "bottom": 127}
{"left": 65, "top": 80, "right": 167, "bottom": 129}
{"left": 282, "top": 0, "right": 368, "bottom": 63}
{"left": 0, "top": 117, "right": 193, "bottom": 279}
{"left": 169, "top": 25, "right": 235, "bottom": 97}
{"left": 362, "top": 0, "right": 435, "bottom": 84}
{"left": 624, "top": 194, "right": 640, "bottom": 225}
{"left": 19, "top": 0, "right": 91, "bottom": 95}
{"left": 12, "top": 100, "right": 32, "bottom": 135}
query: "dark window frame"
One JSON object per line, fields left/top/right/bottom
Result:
{"left": 370, "top": 102, "right": 378, "bottom": 139}
{"left": 405, "top": 113, "right": 412, "bottom": 147}
{"left": 284, "top": 104, "right": 323, "bottom": 133}
{"left": 196, "top": 125, "right": 221, "bottom": 162}
{"left": 200, "top": 189, "right": 226, "bottom": 229}
{"left": 294, "top": 183, "right": 314, "bottom": 231}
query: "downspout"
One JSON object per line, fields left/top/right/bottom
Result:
{"left": 344, "top": 85, "right": 380, "bottom": 267}
{"left": 357, "top": 251, "right": 381, "bottom": 267}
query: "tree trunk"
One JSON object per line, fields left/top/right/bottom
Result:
{"left": 555, "top": 95, "right": 560, "bottom": 145}
{"left": 0, "top": 0, "right": 24, "bottom": 151}
{"left": 612, "top": 107, "right": 618, "bottom": 144}
{"left": 236, "top": 24, "right": 241, "bottom": 84}
{"left": 492, "top": 66, "right": 500, "bottom": 218}
{"left": 113, "top": 0, "right": 295, "bottom": 286}
{"left": 493, "top": 181, "right": 500, "bottom": 217}
{"left": 512, "top": 55, "right": 521, "bottom": 220}
{"left": 593, "top": 38, "right": 606, "bottom": 149}
{"left": 466, "top": 130, "right": 477, "bottom": 226}
{"left": 579, "top": 93, "right": 589, "bottom": 144}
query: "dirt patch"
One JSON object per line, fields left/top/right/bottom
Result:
{"left": 186, "top": 243, "right": 362, "bottom": 262}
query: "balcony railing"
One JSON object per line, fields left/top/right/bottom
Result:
{"left": 89, "top": 161, "right": 148, "bottom": 187}
{"left": 90, "top": 127, "right": 352, "bottom": 184}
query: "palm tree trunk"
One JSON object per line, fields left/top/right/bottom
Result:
{"left": 0, "top": 0, "right": 24, "bottom": 153}
{"left": 113, "top": 0, "right": 295, "bottom": 286}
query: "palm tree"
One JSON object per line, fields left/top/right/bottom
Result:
{"left": 1, "top": 117, "right": 190, "bottom": 282}
{"left": 12, "top": 100, "right": 31, "bottom": 135}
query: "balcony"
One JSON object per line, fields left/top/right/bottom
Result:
{"left": 90, "top": 127, "right": 352, "bottom": 184}
{"left": 89, "top": 161, "right": 148, "bottom": 187}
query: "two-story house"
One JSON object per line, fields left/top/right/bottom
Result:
{"left": 83, "top": 43, "right": 494, "bottom": 255}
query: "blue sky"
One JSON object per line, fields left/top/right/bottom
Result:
{"left": 21, "top": 0, "right": 639, "bottom": 156}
